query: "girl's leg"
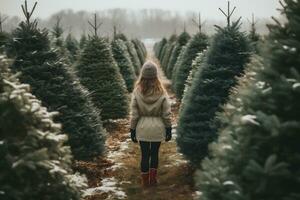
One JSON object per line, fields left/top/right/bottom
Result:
{"left": 139, "top": 141, "right": 151, "bottom": 173}
{"left": 150, "top": 142, "right": 161, "bottom": 169}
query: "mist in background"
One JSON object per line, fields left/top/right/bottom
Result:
{"left": 0, "top": 0, "right": 281, "bottom": 39}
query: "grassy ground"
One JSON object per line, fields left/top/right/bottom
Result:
{"left": 74, "top": 56, "right": 196, "bottom": 200}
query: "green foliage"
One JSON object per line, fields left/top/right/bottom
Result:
{"left": 65, "top": 33, "right": 79, "bottom": 61}
{"left": 132, "top": 39, "right": 146, "bottom": 64}
{"left": 0, "top": 31, "right": 10, "bottom": 54}
{"left": 196, "top": 1, "right": 300, "bottom": 199}
{"left": 161, "top": 42, "right": 176, "bottom": 72}
{"left": 166, "top": 31, "right": 191, "bottom": 78}
{"left": 79, "top": 34, "right": 87, "bottom": 49}
{"left": 180, "top": 51, "right": 206, "bottom": 111}
{"left": 171, "top": 45, "right": 187, "bottom": 83}
{"left": 9, "top": 21, "right": 106, "bottom": 160}
{"left": 173, "top": 32, "right": 208, "bottom": 98}
{"left": 111, "top": 39, "right": 137, "bottom": 92}
{"left": 0, "top": 56, "right": 86, "bottom": 200}
{"left": 154, "top": 37, "right": 167, "bottom": 59}
{"left": 76, "top": 36, "right": 129, "bottom": 120}
{"left": 176, "top": 21, "right": 251, "bottom": 165}
{"left": 126, "top": 41, "right": 142, "bottom": 76}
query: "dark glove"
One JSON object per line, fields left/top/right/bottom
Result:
{"left": 165, "top": 127, "right": 172, "bottom": 142}
{"left": 130, "top": 129, "right": 137, "bottom": 143}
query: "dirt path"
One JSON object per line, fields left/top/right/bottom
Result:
{"left": 75, "top": 48, "right": 196, "bottom": 200}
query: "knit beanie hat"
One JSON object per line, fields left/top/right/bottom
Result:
{"left": 141, "top": 61, "right": 158, "bottom": 79}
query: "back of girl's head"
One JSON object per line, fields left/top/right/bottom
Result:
{"left": 135, "top": 61, "right": 166, "bottom": 96}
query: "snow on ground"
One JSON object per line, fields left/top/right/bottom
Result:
{"left": 83, "top": 177, "right": 127, "bottom": 199}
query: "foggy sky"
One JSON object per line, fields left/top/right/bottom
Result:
{"left": 1, "top": 0, "right": 280, "bottom": 20}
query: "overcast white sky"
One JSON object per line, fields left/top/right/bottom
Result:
{"left": 0, "top": 0, "right": 280, "bottom": 19}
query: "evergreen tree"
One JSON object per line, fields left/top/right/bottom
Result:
{"left": 76, "top": 36, "right": 129, "bottom": 120}
{"left": 161, "top": 34, "right": 177, "bottom": 72}
{"left": 9, "top": 11, "right": 105, "bottom": 160}
{"left": 171, "top": 45, "right": 187, "bottom": 83}
{"left": 0, "top": 31, "right": 10, "bottom": 54}
{"left": 126, "top": 40, "right": 142, "bottom": 76}
{"left": 180, "top": 51, "right": 206, "bottom": 111}
{"left": 132, "top": 39, "right": 146, "bottom": 64}
{"left": 79, "top": 34, "right": 87, "bottom": 49}
{"left": 196, "top": 1, "right": 300, "bottom": 199}
{"left": 111, "top": 38, "right": 137, "bottom": 92}
{"left": 173, "top": 32, "right": 208, "bottom": 98}
{"left": 65, "top": 33, "right": 79, "bottom": 61}
{"left": 248, "top": 14, "right": 261, "bottom": 52}
{"left": 114, "top": 33, "right": 142, "bottom": 76}
{"left": 176, "top": 18, "right": 251, "bottom": 164}
{"left": 161, "top": 42, "right": 176, "bottom": 73}
{"left": 154, "top": 37, "right": 167, "bottom": 59}
{"left": 166, "top": 31, "right": 191, "bottom": 78}
{"left": 0, "top": 56, "right": 86, "bottom": 200}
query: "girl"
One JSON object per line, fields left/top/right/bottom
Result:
{"left": 130, "top": 61, "right": 172, "bottom": 187}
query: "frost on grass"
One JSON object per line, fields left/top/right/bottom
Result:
{"left": 83, "top": 177, "right": 126, "bottom": 199}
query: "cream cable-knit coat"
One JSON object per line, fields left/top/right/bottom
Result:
{"left": 130, "top": 88, "right": 172, "bottom": 142}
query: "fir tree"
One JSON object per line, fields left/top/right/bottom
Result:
{"left": 161, "top": 34, "right": 177, "bottom": 72}
{"left": 157, "top": 38, "right": 167, "bottom": 59}
{"left": 111, "top": 38, "right": 137, "bottom": 92}
{"left": 180, "top": 51, "right": 206, "bottom": 111}
{"left": 132, "top": 39, "right": 146, "bottom": 64}
{"left": 166, "top": 31, "right": 191, "bottom": 78}
{"left": 248, "top": 13, "right": 261, "bottom": 52}
{"left": 171, "top": 45, "right": 187, "bottom": 83}
{"left": 65, "top": 33, "right": 79, "bottom": 61}
{"left": 0, "top": 55, "right": 86, "bottom": 200}
{"left": 79, "top": 34, "right": 87, "bottom": 49}
{"left": 176, "top": 3, "right": 251, "bottom": 164}
{"left": 173, "top": 32, "right": 208, "bottom": 98}
{"left": 126, "top": 40, "right": 142, "bottom": 76}
{"left": 196, "top": 1, "right": 300, "bottom": 199}
{"left": 9, "top": 4, "right": 106, "bottom": 160}
{"left": 76, "top": 36, "right": 129, "bottom": 120}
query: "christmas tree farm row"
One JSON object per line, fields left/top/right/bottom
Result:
{"left": 154, "top": 0, "right": 299, "bottom": 199}
{"left": 0, "top": 1, "right": 147, "bottom": 199}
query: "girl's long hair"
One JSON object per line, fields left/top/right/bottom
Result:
{"left": 135, "top": 75, "right": 165, "bottom": 96}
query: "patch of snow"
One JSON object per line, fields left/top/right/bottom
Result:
{"left": 241, "top": 115, "right": 260, "bottom": 126}
{"left": 83, "top": 177, "right": 126, "bottom": 199}
{"left": 293, "top": 83, "right": 300, "bottom": 89}
{"left": 223, "top": 180, "right": 235, "bottom": 185}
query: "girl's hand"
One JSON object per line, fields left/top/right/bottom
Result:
{"left": 130, "top": 129, "right": 138, "bottom": 143}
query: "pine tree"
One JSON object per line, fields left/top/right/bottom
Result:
{"left": 196, "top": 1, "right": 300, "bottom": 199}
{"left": 154, "top": 37, "right": 167, "bottom": 59}
{"left": 0, "top": 31, "right": 9, "bottom": 54}
{"left": 173, "top": 32, "right": 208, "bottom": 98}
{"left": 180, "top": 51, "right": 206, "bottom": 111}
{"left": 126, "top": 40, "right": 142, "bottom": 76}
{"left": 176, "top": 4, "right": 251, "bottom": 164}
{"left": 9, "top": 4, "right": 106, "bottom": 160}
{"left": 166, "top": 31, "right": 191, "bottom": 78}
{"left": 132, "top": 39, "right": 146, "bottom": 65}
{"left": 171, "top": 45, "right": 187, "bottom": 83}
{"left": 0, "top": 55, "right": 86, "bottom": 200}
{"left": 79, "top": 34, "right": 87, "bottom": 49}
{"left": 76, "top": 36, "right": 129, "bottom": 120}
{"left": 65, "top": 33, "right": 79, "bottom": 61}
{"left": 114, "top": 33, "right": 142, "bottom": 76}
{"left": 248, "top": 13, "right": 261, "bottom": 52}
{"left": 161, "top": 34, "right": 177, "bottom": 72}
{"left": 111, "top": 38, "right": 137, "bottom": 92}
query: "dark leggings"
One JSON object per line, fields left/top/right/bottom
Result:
{"left": 139, "top": 141, "right": 161, "bottom": 173}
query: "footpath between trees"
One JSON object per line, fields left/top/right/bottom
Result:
{"left": 75, "top": 55, "right": 197, "bottom": 200}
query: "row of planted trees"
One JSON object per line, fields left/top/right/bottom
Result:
{"left": 0, "top": 1, "right": 146, "bottom": 199}
{"left": 154, "top": 0, "right": 300, "bottom": 199}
